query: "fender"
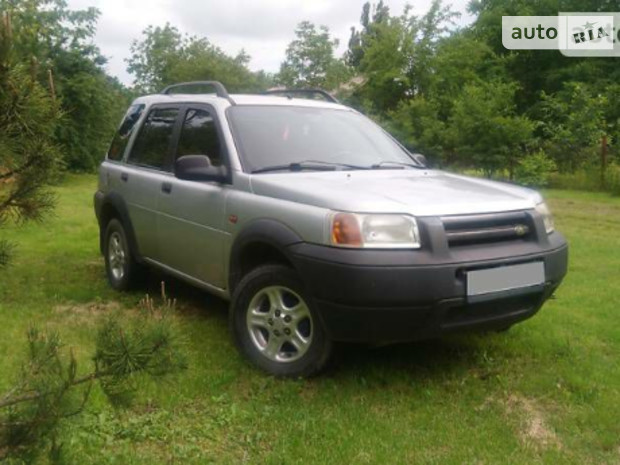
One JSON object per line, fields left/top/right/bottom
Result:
{"left": 94, "top": 190, "right": 142, "bottom": 261}
{"left": 228, "top": 218, "right": 304, "bottom": 291}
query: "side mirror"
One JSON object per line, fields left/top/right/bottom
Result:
{"left": 412, "top": 153, "right": 428, "bottom": 168}
{"left": 175, "top": 155, "right": 227, "bottom": 182}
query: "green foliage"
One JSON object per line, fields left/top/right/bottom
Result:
{"left": 342, "top": 2, "right": 540, "bottom": 176}
{"left": 356, "top": 15, "right": 413, "bottom": 112}
{"left": 1, "top": 0, "right": 131, "bottom": 172}
{"left": 2, "top": 0, "right": 618, "bottom": 185}
{"left": 54, "top": 51, "right": 130, "bottom": 171}
{"left": 387, "top": 97, "right": 446, "bottom": 162}
{"left": 448, "top": 81, "right": 534, "bottom": 176}
{"left": 345, "top": 1, "right": 459, "bottom": 113}
{"left": 427, "top": 33, "right": 505, "bottom": 118}
{"left": 514, "top": 150, "right": 557, "bottom": 187}
{"left": 277, "top": 21, "right": 350, "bottom": 91}
{"left": 0, "top": 328, "right": 86, "bottom": 463}
{"left": 346, "top": 1, "right": 390, "bottom": 68}
{"left": 539, "top": 83, "right": 607, "bottom": 172}
{"left": 0, "top": 0, "right": 101, "bottom": 65}
{"left": 469, "top": 0, "right": 620, "bottom": 107}
{"left": 127, "top": 23, "right": 272, "bottom": 94}
{"left": 95, "top": 292, "right": 187, "bottom": 407}
{"left": 609, "top": 165, "right": 620, "bottom": 197}
{"left": 0, "top": 288, "right": 187, "bottom": 463}
{"left": 549, "top": 164, "right": 620, "bottom": 196}
{"left": 339, "top": 0, "right": 618, "bottom": 191}
{"left": 0, "top": 11, "right": 62, "bottom": 267}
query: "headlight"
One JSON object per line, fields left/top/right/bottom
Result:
{"left": 329, "top": 213, "right": 421, "bottom": 249}
{"left": 535, "top": 202, "right": 555, "bottom": 234}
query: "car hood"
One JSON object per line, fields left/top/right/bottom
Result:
{"left": 249, "top": 169, "right": 542, "bottom": 217}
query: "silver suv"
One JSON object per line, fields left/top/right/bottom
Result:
{"left": 95, "top": 81, "right": 568, "bottom": 377}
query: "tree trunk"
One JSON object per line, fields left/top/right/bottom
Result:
{"left": 601, "top": 134, "right": 608, "bottom": 189}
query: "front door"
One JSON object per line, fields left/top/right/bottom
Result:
{"left": 156, "top": 105, "right": 230, "bottom": 289}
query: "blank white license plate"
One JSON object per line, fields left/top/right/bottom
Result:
{"left": 467, "top": 262, "right": 545, "bottom": 297}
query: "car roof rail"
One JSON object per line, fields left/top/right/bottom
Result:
{"left": 263, "top": 88, "right": 339, "bottom": 104}
{"left": 160, "top": 81, "right": 236, "bottom": 105}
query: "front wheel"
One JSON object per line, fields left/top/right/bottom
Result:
{"left": 230, "top": 265, "right": 332, "bottom": 377}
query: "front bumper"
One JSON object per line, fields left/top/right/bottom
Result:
{"left": 288, "top": 232, "right": 568, "bottom": 343}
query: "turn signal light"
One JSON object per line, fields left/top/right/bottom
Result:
{"left": 331, "top": 213, "right": 363, "bottom": 247}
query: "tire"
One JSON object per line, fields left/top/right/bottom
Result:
{"left": 103, "top": 218, "right": 141, "bottom": 291}
{"left": 230, "top": 264, "right": 332, "bottom": 377}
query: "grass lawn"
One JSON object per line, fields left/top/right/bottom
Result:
{"left": 1, "top": 174, "right": 619, "bottom": 464}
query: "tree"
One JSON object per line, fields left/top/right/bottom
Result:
{"left": 126, "top": 24, "right": 184, "bottom": 93}
{"left": 277, "top": 21, "right": 350, "bottom": 90}
{"left": 384, "top": 31, "right": 505, "bottom": 165}
{"left": 425, "top": 32, "right": 504, "bottom": 119}
{"left": 464, "top": 0, "right": 619, "bottom": 183}
{"left": 355, "top": 15, "right": 414, "bottom": 112}
{"left": 448, "top": 82, "right": 534, "bottom": 177}
{"left": 127, "top": 23, "right": 272, "bottom": 94}
{"left": 387, "top": 96, "right": 447, "bottom": 163}
{"left": 346, "top": 1, "right": 390, "bottom": 68}
{"left": 1, "top": 0, "right": 131, "bottom": 172}
{"left": 346, "top": 1, "right": 458, "bottom": 114}
{"left": 0, "top": 12, "right": 62, "bottom": 267}
{"left": 468, "top": 0, "right": 620, "bottom": 111}
{"left": 538, "top": 83, "right": 607, "bottom": 172}
{"left": 53, "top": 49, "right": 130, "bottom": 171}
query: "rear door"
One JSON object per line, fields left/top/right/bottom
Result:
{"left": 102, "top": 103, "right": 145, "bottom": 212}
{"left": 156, "top": 104, "right": 230, "bottom": 288}
{"left": 122, "top": 105, "right": 181, "bottom": 261}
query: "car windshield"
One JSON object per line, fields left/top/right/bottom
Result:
{"left": 228, "top": 106, "right": 419, "bottom": 173}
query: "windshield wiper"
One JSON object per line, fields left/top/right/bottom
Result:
{"left": 370, "top": 161, "right": 423, "bottom": 170}
{"left": 251, "top": 160, "right": 368, "bottom": 174}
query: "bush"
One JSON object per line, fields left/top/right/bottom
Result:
{"left": 547, "top": 163, "right": 620, "bottom": 196}
{"left": 548, "top": 169, "right": 599, "bottom": 191}
{"left": 514, "top": 151, "right": 557, "bottom": 188}
{"left": 607, "top": 164, "right": 620, "bottom": 196}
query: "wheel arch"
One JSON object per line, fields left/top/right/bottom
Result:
{"left": 229, "top": 219, "right": 304, "bottom": 293}
{"left": 96, "top": 192, "right": 141, "bottom": 260}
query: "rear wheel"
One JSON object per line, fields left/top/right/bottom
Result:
{"left": 104, "top": 219, "right": 140, "bottom": 291}
{"left": 230, "top": 264, "right": 332, "bottom": 377}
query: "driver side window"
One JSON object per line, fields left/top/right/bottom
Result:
{"left": 176, "top": 108, "right": 222, "bottom": 167}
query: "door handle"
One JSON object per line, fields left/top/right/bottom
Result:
{"left": 120, "top": 172, "right": 129, "bottom": 182}
{"left": 161, "top": 182, "right": 172, "bottom": 194}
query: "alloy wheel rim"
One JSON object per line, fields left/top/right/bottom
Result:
{"left": 108, "top": 232, "right": 126, "bottom": 281}
{"left": 246, "top": 285, "right": 313, "bottom": 363}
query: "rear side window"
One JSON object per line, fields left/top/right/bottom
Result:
{"left": 127, "top": 107, "right": 180, "bottom": 171}
{"left": 107, "top": 104, "right": 145, "bottom": 161}
{"left": 176, "top": 108, "right": 222, "bottom": 167}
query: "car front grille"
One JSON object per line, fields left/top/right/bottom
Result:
{"left": 441, "top": 211, "right": 534, "bottom": 247}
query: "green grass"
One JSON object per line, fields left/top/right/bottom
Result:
{"left": 1, "top": 175, "right": 619, "bottom": 464}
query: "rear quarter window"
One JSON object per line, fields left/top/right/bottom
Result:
{"left": 107, "top": 104, "right": 146, "bottom": 161}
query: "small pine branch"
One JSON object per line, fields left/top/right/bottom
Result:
{"left": 0, "top": 291, "right": 187, "bottom": 461}
{"left": 0, "top": 239, "right": 13, "bottom": 267}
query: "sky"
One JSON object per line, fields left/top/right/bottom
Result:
{"left": 65, "top": 0, "right": 475, "bottom": 86}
